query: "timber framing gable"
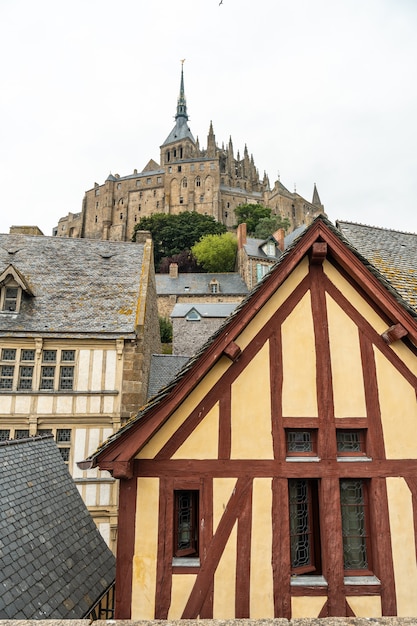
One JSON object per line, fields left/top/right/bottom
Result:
{"left": 83, "top": 216, "right": 417, "bottom": 471}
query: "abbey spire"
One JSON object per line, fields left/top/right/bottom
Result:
{"left": 161, "top": 61, "right": 195, "bottom": 147}
{"left": 176, "top": 60, "right": 188, "bottom": 121}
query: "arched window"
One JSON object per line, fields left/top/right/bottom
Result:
{"left": 195, "top": 176, "right": 201, "bottom": 187}
{"left": 182, "top": 177, "right": 188, "bottom": 188}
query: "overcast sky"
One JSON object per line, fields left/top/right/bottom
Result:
{"left": 1, "top": 0, "right": 417, "bottom": 236}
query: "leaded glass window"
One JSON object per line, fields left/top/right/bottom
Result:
{"left": 2, "top": 349, "right": 16, "bottom": 361}
{"left": 337, "top": 430, "right": 366, "bottom": 456}
{"left": 15, "top": 429, "right": 29, "bottom": 439}
{"left": 0, "top": 364, "right": 14, "bottom": 389}
{"left": 289, "top": 479, "right": 321, "bottom": 574}
{"left": 40, "top": 365, "right": 55, "bottom": 389}
{"left": 59, "top": 365, "right": 74, "bottom": 390}
{"left": 56, "top": 429, "right": 71, "bottom": 464}
{"left": 21, "top": 349, "right": 35, "bottom": 361}
{"left": 287, "top": 430, "right": 317, "bottom": 455}
{"left": 174, "top": 490, "right": 199, "bottom": 557}
{"left": 0, "top": 429, "right": 10, "bottom": 441}
{"left": 18, "top": 365, "right": 33, "bottom": 389}
{"left": 340, "top": 479, "right": 369, "bottom": 571}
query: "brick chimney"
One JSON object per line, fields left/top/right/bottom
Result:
{"left": 237, "top": 223, "right": 247, "bottom": 250}
{"left": 169, "top": 263, "right": 179, "bottom": 279}
{"left": 273, "top": 228, "right": 285, "bottom": 252}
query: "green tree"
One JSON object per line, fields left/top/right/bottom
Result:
{"left": 191, "top": 232, "right": 237, "bottom": 272}
{"left": 159, "top": 316, "right": 173, "bottom": 344}
{"left": 234, "top": 203, "right": 271, "bottom": 235}
{"left": 132, "top": 212, "right": 226, "bottom": 269}
{"left": 254, "top": 215, "right": 291, "bottom": 239}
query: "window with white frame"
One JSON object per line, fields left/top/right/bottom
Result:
{"left": 0, "top": 348, "right": 76, "bottom": 391}
{"left": 40, "top": 349, "right": 75, "bottom": 390}
{"left": 56, "top": 428, "right": 71, "bottom": 462}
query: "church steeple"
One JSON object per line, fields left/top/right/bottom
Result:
{"left": 161, "top": 60, "right": 195, "bottom": 148}
{"left": 176, "top": 60, "right": 188, "bottom": 121}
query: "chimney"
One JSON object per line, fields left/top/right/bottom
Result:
{"left": 169, "top": 263, "right": 179, "bottom": 279}
{"left": 134, "top": 229, "right": 152, "bottom": 244}
{"left": 237, "top": 223, "right": 247, "bottom": 250}
{"left": 274, "top": 228, "right": 285, "bottom": 252}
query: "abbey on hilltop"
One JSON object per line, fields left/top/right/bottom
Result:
{"left": 54, "top": 64, "right": 324, "bottom": 241}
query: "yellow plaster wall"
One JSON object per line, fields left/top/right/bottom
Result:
{"left": 282, "top": 291, "right": 318, "bottom": 417}
{"left": 374, "top": 347, "right": 417, "bottom": 459}
{"left": 231, "top": 342, "right": 273, "bottom": 459}
{"left": 323, "top": 261, "right": 387, "bottom": 335}
{"left": 213, "top": 477, "right": 238, "bottom": 530}
{"left": 236, "top": 257, "right": 309, "bottom": 351}
{"left": 168, "top": 574, "right": 197, "bottom": 619}
{"left": 213, "top": 522, "right": 237, "bottom": 618}
{"left": 386, "top": 477, "right": 417, "bottom": 616}
{"left": 291, "top": 596, "right": 327, "bottom": 618}
{"left": 326, "top": 293, "right": 366, "bottom": 417}
{"left": 250, "top": 478, "right": 274, "bottom": 617}
{"left": 390, "top": 339, "right": 417, "bottom": 378}
{"left": 131, "top": 477, "right": 159, "bottom": 619}
{"left": 347, "top": 595, "right": 382, "bottom": 617}
{"left": 172, "top": 402, "right": 219, "bottom": 459}
{"left": 136, "top": 357, "right": 230, "bottom": 459}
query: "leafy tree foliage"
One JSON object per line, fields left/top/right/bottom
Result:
{"left": 191, "top": 232, "right": 237, "bottom": 272}
{"left": 159, "top": 250, "right": 202, "bottom": 274}
{"left": 133, "top": 212, "right": 226, "bottom": 269}
{"left": 254, "top": 215, "right": 291, "bottom": 239}
{"left": 159, "top": 316, "right": 173, "bottom": 344}
{"left": 234, "top": 203, "right": 271, "bottom": 235}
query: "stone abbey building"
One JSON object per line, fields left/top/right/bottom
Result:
{"left": 54, "top": 65, "right": 324, "bottom": 241}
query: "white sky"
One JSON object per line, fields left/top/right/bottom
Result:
{"left": 1, "top": 0, "right": 417, "bottom": 236}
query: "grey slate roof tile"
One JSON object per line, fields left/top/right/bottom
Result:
{"left": 0, "top": 435, "right": 115, "bottom": 618}
{"left": 148, "top": 354, "right": 190, "bottom": 399}
{"left": 170, "top": 303, "right": 238, "bottom": 318}
{"left": 337, "top": 221, "right": 417, "bottom": 311}
{"left": 156, "top": 272, "right": 248, "bottom": 296}
{"left": 0, "top": 233, "right": 147, "bottom": 338}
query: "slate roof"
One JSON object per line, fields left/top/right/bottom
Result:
{"left": 0, "top": 435, "right": 115, "bottom": 619}
{"left": 0, "top": 233, "right": 147, "bottom": 338}
{"left": 171, "top": 303, "right": 238, "bottom": 318}
{"left": 148, "top": 354, "right": 190, "bottom": 400}
{"left": 336, "top": 221, "right": 417, "bottom": 311}
{"left": 156, "top": 272, "right": 248, "bottom": 296}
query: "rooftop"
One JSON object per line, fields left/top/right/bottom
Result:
{"left": 0, "top": 233, "right": 149, "bottom": 338}
{"left": 337, "top": 221, "right": 417, "bottom": 311}
{"left": 0, "top": 435, "right": 115, "bottom": 619}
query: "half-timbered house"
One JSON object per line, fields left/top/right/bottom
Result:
{"left": 80, "top": 215, "right": 417, "bottom": 619}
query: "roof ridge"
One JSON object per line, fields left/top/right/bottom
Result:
{"left": 336, "top": 220, "right": 417, "bottom": 236}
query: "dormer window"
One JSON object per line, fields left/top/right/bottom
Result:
{"left": 266, "top": 242, "right": 276, "bottom": 256}
{"left": 0, "top": 264, "right": 34, "bottom": 314}
{"left": 210, "top": 279, "right": 219, "bottom": 294}
{"left": 186, "top": 309, "right": 201, "bottom": 322}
